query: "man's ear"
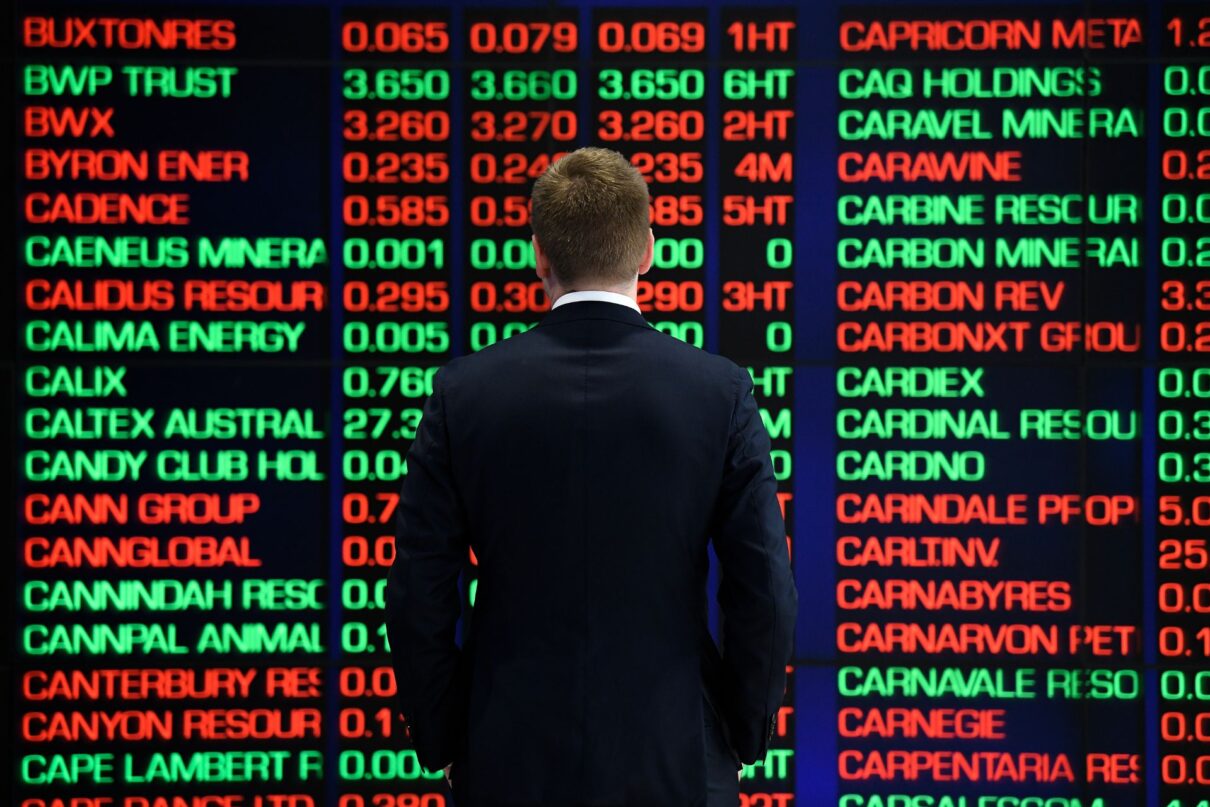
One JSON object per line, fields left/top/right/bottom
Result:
{"left": 532, "top": 234, "right": 550, "bottom": 280}
{"left": 637, "top": 228, "right": 654, "bottom": 276}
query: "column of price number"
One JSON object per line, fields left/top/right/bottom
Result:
{"left": 591, "top": 11, "right": 708, "bottom": 347}
{"left": 718, "top": 10, "right": 797, "bottom": 797}
{"left": 719, "top": 9, "right": 795, "bottom": 361}
{"left": 1157, "top": 7, "right": 1210, "bottom": 801}
{"left": 463, "top": 11, "right": 577, "bottom": 353}
{"left": 337, "top": 11, "right": 453, "bottom": 801}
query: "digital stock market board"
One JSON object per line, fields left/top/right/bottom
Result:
{"left": 8, "top": 1, "right": 1210, "bottom": 806}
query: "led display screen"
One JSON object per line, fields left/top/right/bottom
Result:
{"left": 8, "top": 2, "right": 1210, "bottom": 805}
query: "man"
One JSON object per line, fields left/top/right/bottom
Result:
{"left": 387, "top": 147, "right": 797, "bottom": 806}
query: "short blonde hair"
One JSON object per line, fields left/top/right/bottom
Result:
{"left": 531, "top": 147, "right": 651, "bottom": 287}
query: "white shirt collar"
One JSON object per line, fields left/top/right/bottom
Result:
{"left": 550, "top": 289, "right": 642, "bottom": 314}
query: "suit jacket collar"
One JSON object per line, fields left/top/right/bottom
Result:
{"left": 538, "top": 300, "right": 653, "bottom": 330}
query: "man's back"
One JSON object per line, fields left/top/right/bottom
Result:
{"left": 388, "top": 299, "right": 797, "bottom": 806}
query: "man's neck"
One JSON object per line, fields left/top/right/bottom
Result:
{"left": 548, "top": 284, "right": 637, "bottom": 306}
{"left": 549, "top": 288, "right": 641, "bottom": 312}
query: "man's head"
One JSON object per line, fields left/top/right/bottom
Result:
{"left": 531, "top": 147, "right": 653, "bottom": 295}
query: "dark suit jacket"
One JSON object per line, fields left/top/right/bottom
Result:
{"left": 387, "top": 300, "right": 797, "bottom": 806}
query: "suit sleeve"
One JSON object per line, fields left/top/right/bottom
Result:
{"left": 709, "top": 366, "right": 798, "bottom": 765}
{"left": 386, "top": 367, "right": 469, "bottom": 772}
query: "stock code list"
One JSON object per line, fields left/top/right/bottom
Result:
{"left": 7, "top": 2, "right": 1210, "bottom": 806}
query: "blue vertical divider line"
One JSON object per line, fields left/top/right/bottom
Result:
{"left": 797, "top": 665, "right": 838, "bottom": 804}
{"left": 704, "top": 3, "right": 721, "bottom": 357}
{"left": 1142, "top": 2, "right": 1161, "bottom": 804}
{"left": 796, "top": 11, "right": 837, "bottom": 361}
{"left": 578, "top": 3, "right": 592, "bottom": 181}
{"left": 326, "top": 4, "right": 345, "bottom": 802}
{"left": 450, "top": 2, "right": 466, "bottom": 361}
{"left": 796, "top": 0, "right": 838, "bottom": 653}
{"left": 794, "top": 1, "right": 837, "bottom": 805}
{"left": 793, "top": 364, "right": 837, "bottom": 807}
{"left": 450, "top": 0, "right": 468, "bottom": 655}
{"left": 704, "top": 1, "right": 722, "bottom": 642}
